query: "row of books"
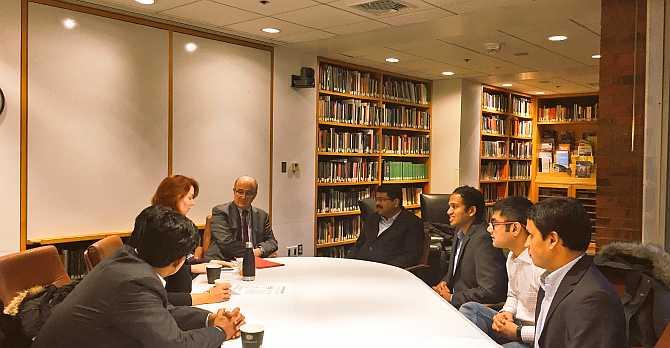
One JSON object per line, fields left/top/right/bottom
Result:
{"left": 481, "top": 140, "right": 506, "bottom": 158}
{"left": 381, "top": 134, "right": 430, "bottom": 155}
{"left": 481, "top": 182, "right": 506, "bottom": 202}
{"left": 318, "top": 97, "right": 382, "bottom": 125}
{"left": 378, "top": 106, "right": 430, "bottom": 129}
{"left": 538, "top": 103, "right": 598, "bottom": 122}
{"left": 317, "top": 216, "right": 361, "bottom": 245}
{"left": 382, "top": 79, "right": 430, "bottom": 105}
{"left": 480, "top": 161, "right": 506, "bottom": 181}
{"left": 509, "top": 182, "right": 530, "bottom": 197}
{"left": 509, "top": 161, "right": 531, "bottom": 179}
{"left": 317, "top": 245, "right": 351, "bottom": 258}
{"left": 318, "top": 128, "right": 378, "bottom": 153}
{"left": 317, "top": 187, "right": 371, "bottom": 213}
{"left": 317, "top": 158, "right": 378, "bottom": 183}
{"left": 482, "top": 115, "right": 505, "bottom": 135}
{"left": 483, "top": 91, "right": 509, "bottom": 112}
{"left": 511, "top": 119, "right": 532, "bottom": 137}
{"left": 382, "top": 161, "right": 427, "bottom": 181}
{"left": 401, "top": 187, "right": 423, "bottom": 206}
{"left": 61, "top": 248, "right": 87, "bottom": 280}
{"left": 512, "top": 96, "right": 531, "bottom": 116}
{"left": 509, "top": 140, "right": 532, "bottom": 159}
{"left": 319, "top": 64, "right": 379, "bottom": 97}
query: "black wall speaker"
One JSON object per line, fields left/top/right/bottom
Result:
{"left": 291, "top": 67, "right": 315, "bottom": 88}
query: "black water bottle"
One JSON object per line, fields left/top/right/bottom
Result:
{"left": 242, "top": 241, "right": 256, "bottom": 281}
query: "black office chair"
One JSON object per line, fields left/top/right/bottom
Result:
{"left": 420, "top": 193, "right": 454, "bottom": 285}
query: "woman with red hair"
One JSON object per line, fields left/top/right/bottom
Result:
{"left": 129, "top": 175, "right": 230, "bottom": 306}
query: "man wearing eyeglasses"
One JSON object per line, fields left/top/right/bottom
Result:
{"left": 348, "top": 185, "right": 423, "bottom": 268}
{"left": 459, "top": 196, "right": 543, "bottom": 347}
{"left": 205, "top": 176, "right": 278, "bottom": 260}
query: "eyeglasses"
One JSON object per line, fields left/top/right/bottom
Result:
{"left": 234, "top": 189, "right": 256, "bottom": 197}
{"left": 487, "top": 221, "right": 522, "bottom": 230}
{"left": 374, "top": 197, "right": 393, "bottom": 202}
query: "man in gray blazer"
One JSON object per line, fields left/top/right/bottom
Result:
{"left": 33, "top": 205, "right": 245, "bottom": 348}
{"left": 206, "top": 176, "right": 278, "bottom": 260}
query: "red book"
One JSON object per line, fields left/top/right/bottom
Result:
{"left": 255, "top": 257, "right": 284, "bottom": 269}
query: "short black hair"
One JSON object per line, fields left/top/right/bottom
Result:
{"left": 452, "top": 185, "right": 485, "bottom": 224}
{"left": 135, "top": 205, "right": 196, "bottom": 268}
{"left": 528, "top": 198, "right": 591, "bottom": 252}
{"left": 492, "top": 196, "right": 533, "bottom": 226}
{"left": 376, "top": 185, "right": 402, "bottom": 203}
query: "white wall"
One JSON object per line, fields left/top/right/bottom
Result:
{"left": 271, "top": 47, "right": 316, "bottom": 256}
{"left": 0, "top": 0, "right": 21, "bottom": 255}
{"left": 430, "top": 79, "right": 462, "bottom": 193}
{"left": 459, "top": 80, "right": 482, "bottom": 187}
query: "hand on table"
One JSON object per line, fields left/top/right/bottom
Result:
{"left": 204, "top": 282, "right": 232, "bottom": 303}
{"left": 491, "top": 311, "right": 518, "bottom": 340}
{"left": 212, "top": 307, "right": 245, "bottom": 340}
{"left": 432, "top": 281, "right": 452, "bottom": 302}
{"left": 253, "top": 248, "right": 262, "bottom": 257}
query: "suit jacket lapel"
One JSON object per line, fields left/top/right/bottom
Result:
{"left": 368, "top": 214, "right": 381, "bottom": 241}
{"left": 230, "top": 204, "right": 242, "bottom": 241}
{"left": 250, "top": 206, "right": 259, "bottom": 245}
{"left": 451, "top": 225, "right": 476, "bottom": 278}
{"left": 538, "top": 256, "right": 592, "bottom": 344}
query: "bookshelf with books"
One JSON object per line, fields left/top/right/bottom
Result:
{"left": 532, "top": 93, "right": 598, "bottom": 252}
{"left": 315, "top": 58, "right": 431, "bottom": 257}
{"left": 479, "top": 85, "right": 534, "bottom": 218}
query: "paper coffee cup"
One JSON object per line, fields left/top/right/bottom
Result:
{"left": 206, "top": 263, "right": 222, "bottom": 284}
{"left": 240, "top": 324, "right": 264, "bottom": 348}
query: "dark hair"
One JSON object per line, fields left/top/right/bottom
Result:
{"left": 135, "top": 205, "right": 196, "bottom": 268}
{"left": 376, "top": 185, "right": 402, "bottom": 203}
{"left": 528, "top": 198, "right": 591, "bottom": 252}
{"left": 452, "top": 185, "right": 485, "bottom": 223}
{"left": 492, "top": 196, "right": 533, "bottom": 226}
{"left": 151, "top": 175, "right": 199, "bottom": 213}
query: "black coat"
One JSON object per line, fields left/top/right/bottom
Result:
{"left": 348, "top": 208, "right": 423, "bottom": 268}
{"left": 441, "top": 222, "right": 507, "bottom": 308}
{"left": 535, "top": 255, "right": 627, "bottom": 348}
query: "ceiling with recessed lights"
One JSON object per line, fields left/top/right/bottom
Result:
{"left": 74, "top": 0, "right": 601, "bottom": 94}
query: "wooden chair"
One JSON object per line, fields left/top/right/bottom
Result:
{"left": 0, "top": 246, "right": 70, "bottom": 306}
{"left": 83, "top": 235, "right": 123, "bottom": 271}
{"left": 200, "top": 214, "right": 212, "bottom": 257}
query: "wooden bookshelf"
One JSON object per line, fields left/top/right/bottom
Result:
{"left": 479, "top": 85, "right": 535, "bottom": 219}
{"left": 532, "top": 93, "right": 598, "bottom": 249}
{"left": 316, "top": 57, "right": 431, "bottom": 257}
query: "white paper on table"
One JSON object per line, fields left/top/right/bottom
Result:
{"left": 231, "top": 282, "right": 287, "bottom": 295}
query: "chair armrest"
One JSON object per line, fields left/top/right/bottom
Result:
{"left": 404, "top": 264, "right": 430, "bottom": 273}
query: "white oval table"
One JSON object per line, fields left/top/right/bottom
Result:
{"left": 193, "top": 257, "right": 500, "bottom": 348}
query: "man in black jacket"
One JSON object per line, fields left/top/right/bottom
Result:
{"left": 527, "top": 198, "right": 626, "bottom": 348}
{"left": 432, "top": 186, "right": 507, "bottom": 308}
{"left": 33, "top": 206, "right": 245, "bottom": 348}
{"left": 348, "top": 185, "right": 423, "bottom": 268}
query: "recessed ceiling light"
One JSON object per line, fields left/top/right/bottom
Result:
{"left": 535, "top": 91, "right": 545, "bottom": 95}
{"left": 185, "top": 42, "right": 198, "bottom": 52}
{"left": 385, "top": 57, "right": 399, "bottom": 63}
{"left": 591, "top": 54, "right": 601, "bottom": 59}
{"left": 63, "top": 18, "right": 77, "bottom": 29}
{"left": 548, "top": 35, "right": 568, "bottom": 41}
{"left": 135, "top": 0, "right": 155, "bottom": 4}
{"left": 261, "top": 27, "right": 280, "bottom": 34}
{"left": 502, "top": 83, "right": 513, "bottom": 87}
{"left": 441, "top": 71, "right": 455, "bottom": 76}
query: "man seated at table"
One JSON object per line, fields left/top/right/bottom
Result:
{"left": 459, "top": 196, "right": 543, "bottom": 347}
{"left": 347, "top": 185, "right": 423, "bottom": 268}
{"left": 206, "top": 176, "right": 278, "bottom": 260}
{"left": 432, "top": 186, "right": 507, "bottom": 308}
{"left": 33, "top": 205, "right": 245, "bottom": 348}
{"left": 526, "top": 198, "right": 626, "bottom": 348}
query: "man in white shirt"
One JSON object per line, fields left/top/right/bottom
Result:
{"left": 526, "top": 198, "right": 626, "bottom": 348}
{"left": 459, "top": 196, "right": 542, "bottom": 347}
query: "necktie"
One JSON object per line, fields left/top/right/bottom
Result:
{"left": 241, "top": 210, "right": 249, "bottom": 243}
{"left": 453, "top": 232, "right": 463, "bottom": 275}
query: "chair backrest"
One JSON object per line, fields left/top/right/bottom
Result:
{"left": 0, "top": 246, "right": 70, "bottom": 306}
{"left": 418, "top": 224, "right": 430, "bottom": 265}
{"left": 83, "top": 235, "right": 123, "bottom": 271}
{"left": 420, "top": 193, "right": 451, "bottom": 224}
{"left": 358, "top": 198, "right": 376, "bottom": 219}
{"left": 202, "top": 214, "right": 213, "bottom": 256}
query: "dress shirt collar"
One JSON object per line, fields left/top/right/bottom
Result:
{"left": 156, "top": 273, "right": 166, "bottom": 288}
{"left": 380, "top": 209, "right": 402, "bottom": 224}
{"left": 540, "top": 254, "right": 584, "bottom": 295}
{"left": 511, "top": 248, "right": 533, "bottom": 265}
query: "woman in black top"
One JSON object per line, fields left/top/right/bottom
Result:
{"left": 128, "top": 175, "right": 231, "bottom": 306}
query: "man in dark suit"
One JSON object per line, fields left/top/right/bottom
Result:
{"left": 348, "top": 185, "right": 423, "bottom": 268}
{"left": 206, "top": 176, "right": 278, "bottom": 260}
{"left": 33, "top": 206, "right": 245, "bottom": 348}
{"left": 526, "top": 198, "right": 626, "bottom": 348}
{"left": 433, "top": 186, "right": 507, "bottom": 308}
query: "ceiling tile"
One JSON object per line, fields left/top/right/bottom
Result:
{"left": 324, "top": 20, "right": 389, "bottom": 35}
{"left": 210, "top": 0, "right": 319, "bottom": 16}
{"left": 279, "top": 29, "right": 336, "bottom": 43}
{"left": 422, "top": 0, "right": 531, "bottom": 15}
{"left": 274, "top": 5, "right": 366, "bottom": 29}
{"left": 225, "top": 17, "right": 310, "bottom": 38}
{"left": 160, "top": 0, "right": 263, "bottom": 27}
{"left": 378, "top": 8, "right": 454, "bottom": 26}
{"left": 90, "top": 0, "right": 195, "bottom": 13}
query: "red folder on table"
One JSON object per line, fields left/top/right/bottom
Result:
{"left": 255, "top": 256, "right": 284, "bottom": 269}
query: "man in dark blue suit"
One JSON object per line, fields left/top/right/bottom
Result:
{"left": 526, "top": 198, "right": 626, "bottom": 348}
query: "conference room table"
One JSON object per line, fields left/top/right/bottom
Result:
{"left": 193, "top": 257, "right": 500, "bottom": 348}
